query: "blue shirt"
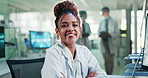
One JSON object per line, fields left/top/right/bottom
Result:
{"left": 41, "top": 42, "right": 107, "bottom": 78}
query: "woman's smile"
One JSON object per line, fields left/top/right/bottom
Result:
{"left": 65, "top": 32, "right": 77, "bottom": 38}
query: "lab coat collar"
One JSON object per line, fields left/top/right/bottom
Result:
{"left": 75, "top": 45, "right": 82, "bottom": 62}
{"left": 57, "top": 42, "right": 83, "bottom": 75}
{"left": 57, "top": 42, "right": 82, "bottom": 62}
{"left": 58, "top": 43, "right": 83, "bottom": 76}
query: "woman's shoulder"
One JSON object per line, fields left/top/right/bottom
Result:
{"left": 76, "top": 44, "right": 88, "bottom": 49}
{"left": 76, "top": 44, "right": 92, "bottom": 61}
{"left": 46, "top": 43, "right": 64, "bottom": 55}
{"left": 76, "top": 44, "right": 91, "bottom": 54}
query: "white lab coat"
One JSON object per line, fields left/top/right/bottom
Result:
{"left": 98, "top": 16, "right": 120, "bottom": 54}
{"left": 41, "top": 42, "right": 107, "bottom": 78}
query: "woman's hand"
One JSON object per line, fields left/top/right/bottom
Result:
{"left": 86, "top": 71, "right": 98, "bottom": 78}
{"left": 60, "top": 72, "right": 66, "bottom": 78}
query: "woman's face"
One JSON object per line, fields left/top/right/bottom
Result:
{"left": 55, "top": 13, "right": 81, "bottom": 45}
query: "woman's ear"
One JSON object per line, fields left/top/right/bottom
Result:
{"left": 55, "top": 28, "right": 59, "bottom": 35}
{"left": 55, "top": 28, "right": 60, "bottom": 40}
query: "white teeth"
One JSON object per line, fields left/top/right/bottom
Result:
{"left": 67, "top": 34, "right": 74, "bottom": 36}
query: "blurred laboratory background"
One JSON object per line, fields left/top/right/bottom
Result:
{"left": 0, "top": 0, "right": 148, "bottom": 78}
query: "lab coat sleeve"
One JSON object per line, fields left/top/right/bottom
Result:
{"left": 113, "top": 20, "right": 119, "bottom": 38}
{"left": 86, "top": 47, "right": 107, "bottom": 78}
{"left": 112, "top": 20, "right": 120, "bottom": 47}
{"left": 41, "top": 48, "right": 63, "bottom": 78}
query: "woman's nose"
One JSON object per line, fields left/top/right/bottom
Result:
{"left": 67, "top": 25, "right": 74, "bottom": 31}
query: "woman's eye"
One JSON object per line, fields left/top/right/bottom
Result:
{"left": 61, "top": 25, "right": 67, "bottom": 28}
{"left": 73, "top": 24, "right": 78, "bottom": 27}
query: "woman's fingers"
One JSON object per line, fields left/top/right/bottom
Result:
{"left": 60, "top": 72, "right": 65, "bottom": 78}
{"left": 86, "top": 71, "right": 98, "bottom": 77}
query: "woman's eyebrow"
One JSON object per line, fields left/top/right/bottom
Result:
{"left": 61, "top": 21, "right": 78, "bottom": 24}
{"left": 61, "top": 22, "right": 68, "bottom": 24}
{"left": 72, "top": 21, "right": 78, "bottom": 23}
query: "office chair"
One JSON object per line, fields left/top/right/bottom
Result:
{"left": 6, "top": 57, "right": 45, "bottom": 78}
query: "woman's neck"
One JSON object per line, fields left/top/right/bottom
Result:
{"left": 66, "top": 44, "right": 76, "bottom": 58}
{"left": 62, "top": 42, "right": 76, "bottom": 58}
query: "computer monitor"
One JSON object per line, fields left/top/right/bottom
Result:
{"left": 0, "top": 26, "right": 5, "bottom": 58}
{"left": 29, "top": 31, "right": 52, "bottom": 49}
{"left": 142, "top": 14, "right": 148, "bottom": 70}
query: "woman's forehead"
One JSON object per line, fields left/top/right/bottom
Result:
{"left": 61, "top": 14, "right": 77, "bottom": 22}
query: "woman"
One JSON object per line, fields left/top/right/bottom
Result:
{"left": 41, "top": 1, "right": 107, "bottom": 78}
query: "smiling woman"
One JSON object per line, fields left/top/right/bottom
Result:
{"left": 41, "top": 0, "right": 107, "bottom": 78}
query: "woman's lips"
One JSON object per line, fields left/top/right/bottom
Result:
{"left": 67, "top": 34, "right": 74, "bottom": 38}
{"left": 65, "top": 33, "right": 76, "bottom": 38}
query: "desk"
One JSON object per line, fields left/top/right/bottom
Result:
{"left": 107, "top": 75, "right": 148, "bottom": 78}
{"left": 124, "top": 69, "right": 148, "bottom": 76}
{"left": 124, "top": 53, "right": 148, "bottom": 76}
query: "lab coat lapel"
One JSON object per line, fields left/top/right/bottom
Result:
{"left": 75, "top": 45, "right": 85, "bottom": 77}
{"left": 58, "top": 43, "right": 74, "bottom": 75}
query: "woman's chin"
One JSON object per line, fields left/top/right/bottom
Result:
{"left": 65, "top": 39, "right": 77, "bottom": 44}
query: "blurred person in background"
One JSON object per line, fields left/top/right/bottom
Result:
{"left": 77, "top": 11, "right": 92, "bottom": 50}
{"left": 98, "top": 7, "right": 120, "bottom": 75}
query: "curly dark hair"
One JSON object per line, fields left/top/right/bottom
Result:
{"left": 53, "top": 0, "right": 80, "bottom": 28}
